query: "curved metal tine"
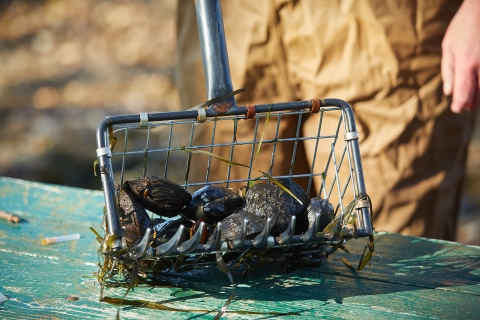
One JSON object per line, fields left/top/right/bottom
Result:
{"left": 253, "top": 218, "right": 272, "bottom": 249}
{"left": 279, "top": 216, "right": 296, "bottom": 245}
{"left": 156, "top": 225, "right": 185, "bottom": 257}
{"left": 304, "top": 213, "right": 320, "bottom": 242}
{"left": 129, "top": 228, "right": 152, "bottom": 260}
{"left": 230, "top": 219, "right": 248, "bottom": 250}
{"left": 204, "top": 222, "right": 222, "bottom": 252}
{"left": 178, "top": 222, "right": 205, "bottom": 255}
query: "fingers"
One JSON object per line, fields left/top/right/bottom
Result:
{"left": 440, "top": 0, "right": 480, "bottom": 113}
{"left": 442, "top": 42, "right": 479, "bottom": 114}
{"left": 441, "top": 47, "right": 479, "bottom": 114}
{"left": 451, "top": 66, "right": 478, "bottom": 114}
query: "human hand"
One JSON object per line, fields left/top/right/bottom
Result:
{"left": 441, "top": 0, "right": 480, "bottom": 113}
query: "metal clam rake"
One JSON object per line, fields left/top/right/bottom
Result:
{"left": 94, "top": 0, "right": 373, "bottom": 286}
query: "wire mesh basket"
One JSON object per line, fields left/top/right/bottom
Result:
{"left": 95, "top": 98, "right": 372, "bottom": 278}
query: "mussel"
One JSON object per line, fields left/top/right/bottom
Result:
{"left": 219, "top": 210, "right": 266, "bottom": 241}
{"left": 306, "top": 197, "right": 335, "bottom": 231}
{"left": 219, "top": 179, "right": 309, "bottom": 240}
{"left": 242, "top": 178, "right": 309, "bottom": 236}
{"left": 117, "top": 185, "right": 151, "bottom": 246}
{"left": 150, "top": 217, "right": 193, "bottom": 247}
{"left": 182, "top": 185, "right": 243, "bottom": 223}
{"left": 124, "top": 176, "right": 192, "bottom": 217}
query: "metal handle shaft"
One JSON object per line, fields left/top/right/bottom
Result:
{"left": 195, "top": 0, "right": 236, "bottom": 109}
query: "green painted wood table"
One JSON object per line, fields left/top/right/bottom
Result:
{"left": 1, "top": 176, "right": 479, "bottom": 319}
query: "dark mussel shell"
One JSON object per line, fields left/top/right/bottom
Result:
{"left": 150, "top": 217, "right": 194, "bottom": 247}
{"left": 182, "top": 186, "right": 243, "bottom": 223}
{"left": 124, "top": 176, "right": 192, "bottom": 217}
{"left": 219, "top": 210, "right": 266, "bottom": 241}
{"left": 117, "top": 186, "right": 151, "bottom": 246}
{"left": 243, "top": 178, "right": 309, "bottom": 236}
{"left": 306, "top": 197, "right": 335, "bottom": 231}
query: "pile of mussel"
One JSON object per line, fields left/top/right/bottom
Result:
{"left": 118, "top": 176, "right": 335, "bottom": 245}
{"left": 112, "top": 175, "right": 344, "bottom": 274}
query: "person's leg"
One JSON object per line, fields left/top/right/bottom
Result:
{"left": 291, "top": 0, "right": 471, "bottom": 240}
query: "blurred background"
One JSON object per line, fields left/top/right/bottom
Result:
{"left": 0, "top": 0, "right": 479, "bottom": 245}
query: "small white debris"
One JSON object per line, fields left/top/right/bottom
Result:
{"left": 0, "top": 292, "right": 9, "bottom": 306}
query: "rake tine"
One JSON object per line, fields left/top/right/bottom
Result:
{"left": 129, "top": 228, "right": 151, "bottom": 260}
{"left": 280, "top": 216, "right": 296, "bottom": 245}
{"left": 204, "top": 222, "right": 222, "bottom": 252}
{"left": 304, "top": 213, "right": 320, "bottom": 242}
{"left": 156, "top": 225, "right": 185, "bottom": 256}
{"left": 178, "top": 222, "right": 205, "bottom": 255}
{"left": 230, "top": 219, "right": 248, "bottom": 249}
{"left": 253, "top": 218, "right": 272, "bottom": 249}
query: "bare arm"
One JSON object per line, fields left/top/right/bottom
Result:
{"left": 441, "top": 0, "right": 480, "bottom": 113}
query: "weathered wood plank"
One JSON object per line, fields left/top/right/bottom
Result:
{"left": 2, "top": 246, "right": 479, "bottom": 319}
{"left": 317, "top": 232, "right": 480, "bottom": 291}
{"left": 0, "top": 177, "right": 104, "bottom": 262}
{"left": 1, "top": 176, "right": 479, "bottom": 319}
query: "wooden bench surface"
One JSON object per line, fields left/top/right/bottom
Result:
{"left": 1, "top": 176, "right": 479, "bottom": 319}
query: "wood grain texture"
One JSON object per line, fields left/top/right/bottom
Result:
{"left": 1, "top": 176, "right": 479, "bottom": 319}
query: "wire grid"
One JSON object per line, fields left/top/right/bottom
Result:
{"left": 107, "top": 106, "right": 358, "bottom": 217}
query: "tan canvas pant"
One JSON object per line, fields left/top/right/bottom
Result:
{"left": 176, "top": 0, "right": 475, "bottom": 241}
